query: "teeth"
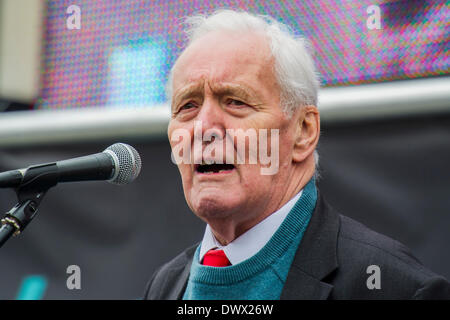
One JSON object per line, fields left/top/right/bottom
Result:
{"left": 202, "top": 169, "right": 231, "bottom": 174}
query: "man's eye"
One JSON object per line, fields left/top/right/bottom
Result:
{"left": 227, "top": 99, "right": 246, "bottom": 107}
{"left": 179, "top": 102, "right": 196, "bottom": 111}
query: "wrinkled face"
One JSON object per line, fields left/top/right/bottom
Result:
{"left": 168, "top": 31, "right": 298, "bottom": 225}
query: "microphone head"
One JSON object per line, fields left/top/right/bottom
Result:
{"left": 103, "top": 143, "right": 142, "bottom": 185}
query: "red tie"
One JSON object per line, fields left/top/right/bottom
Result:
{"left": 202, "top": 249, "right": 231, "bottom": 267}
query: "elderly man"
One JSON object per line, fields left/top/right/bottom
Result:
{"left": 144, "top": 10, "right": 449, "bottom": 299}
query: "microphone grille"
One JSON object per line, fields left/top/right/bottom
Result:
{"left": 104, "top": 143, "right": 142, "bottom": 185}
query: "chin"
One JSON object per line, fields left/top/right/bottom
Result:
{"left": 190, "top": 193, "right": 242, "bottom": 221}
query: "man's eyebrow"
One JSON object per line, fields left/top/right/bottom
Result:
{"left": 172, "top": 84, "right": 203, "bottom": 109}
{"left": 211, "top": 83, "right": 259, "bottom": 101}
{"left": 172, "top": 82, "right": 260, "bottom": 109}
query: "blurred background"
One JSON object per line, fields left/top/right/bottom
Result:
{"left": 0, "top": 0, "right": 449, "bottom": 299}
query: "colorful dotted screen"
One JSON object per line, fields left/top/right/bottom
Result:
{"left": 38, "top": 0, "right": 449, "bottom": 109}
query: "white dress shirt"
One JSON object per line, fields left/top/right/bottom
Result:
{"left": 199, "top": 190, "right": 303, "bottom": 265}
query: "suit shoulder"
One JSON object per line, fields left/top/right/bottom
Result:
{"left": 332, "top": 214, "right": 450, "bottom": 299}
{"left": 338, "top": 215, "right": 433, "bottom": 276}
{"left": 143, "top": 243, "right": 198, "bottom": 300}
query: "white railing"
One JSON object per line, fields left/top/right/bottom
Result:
{"left": 0, "top": 77, "right": 449, "bottom": 147}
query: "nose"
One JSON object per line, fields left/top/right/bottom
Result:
{"left": 195, "top": 97, "right": 226, "bottom": 141}
{"left": 191, "top": 97, "right": 227, "bottom": 164}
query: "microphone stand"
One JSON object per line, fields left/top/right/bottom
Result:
{"left": 0, "top": 163, "right": 58, "bottom": 248}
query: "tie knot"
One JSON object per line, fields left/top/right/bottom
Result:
{"left": 202, "top": 249, "right": 231, "bottom": 267}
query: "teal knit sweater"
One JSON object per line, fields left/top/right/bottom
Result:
{"left": 183, "top": 178, "right": 317, "bottom": 300}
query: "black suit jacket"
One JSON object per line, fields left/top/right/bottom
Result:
{"left": 143, "top": 191, "right": 450, "bottom": 299}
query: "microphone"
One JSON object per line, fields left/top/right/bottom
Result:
{"left": 0, "top": 143, "right": 142, "bottom": 189}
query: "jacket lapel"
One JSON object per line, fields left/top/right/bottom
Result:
{"left": 166, "top": 246, "right": 195, "bottom": 300}
{"left": 280, "top": 268, "right": 334, "bottom": 300}
{"left": 281, "top": 190, "right": 340, "bottom": 300}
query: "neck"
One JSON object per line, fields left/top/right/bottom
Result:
{"left": 208, "top": 162, "right": 315, "bottom": 245}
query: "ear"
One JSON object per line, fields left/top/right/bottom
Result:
{"left": 292, "top": 106, "right": 320, "bottom": 163}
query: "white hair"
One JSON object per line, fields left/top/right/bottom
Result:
{"left": 167, "top": 9, "right": 321, "bottom": 176}
{"left": 167, "top": 9, "right": 320, "bottom": 116}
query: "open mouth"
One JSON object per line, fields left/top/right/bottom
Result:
{"left": 195, "top": 163, "right": 235, "bottom": 174}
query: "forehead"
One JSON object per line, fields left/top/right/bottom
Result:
{"left": 171, "top": 31, "right": 274, "bottom": 91}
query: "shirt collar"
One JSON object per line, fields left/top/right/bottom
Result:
{"left": 199, "top": 190, "right": 303, "bottom": 265}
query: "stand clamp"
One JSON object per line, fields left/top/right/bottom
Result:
{"left": 0, "top": 163, "right": 58, "bottom": 248}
